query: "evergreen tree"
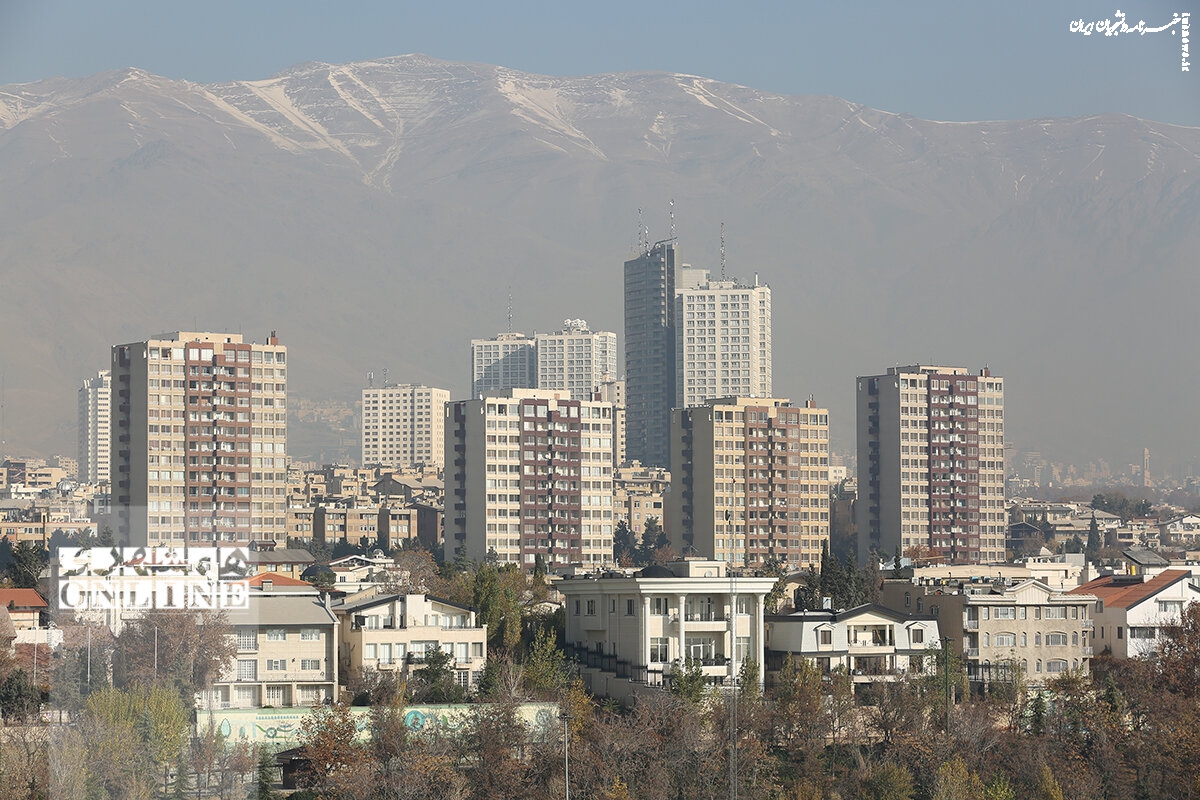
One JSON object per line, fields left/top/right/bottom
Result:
{"left": 1086, "top": 514, "right": 1101, "bottom": 559}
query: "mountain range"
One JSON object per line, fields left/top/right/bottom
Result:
{"left": 1, "top": 54, "right": 1198, "bottom": 473}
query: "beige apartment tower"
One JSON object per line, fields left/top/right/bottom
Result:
{"left": 856, "top": 366, "right": 1005, "bottom": 566}
{"left": 78, "top": 370, "right": 112, "bottom": 484}
{"left": 667, "top": 397, "right": 830, "bottom": 570}
{"left": 111, "top": 332, "right": 287, "bottom": 547}
{"left": 535, "top": 319, "right": 618, "bottom": 401}
{"left": 446, "top": 389, "right": 616, "bottom": 569}
{"left": 361, "top": 384, "right": 449, "bottom": 469}
{"left": 675, "top": 278, "right": 772, "bottom": 410}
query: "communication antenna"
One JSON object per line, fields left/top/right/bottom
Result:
{"left": 720, "top": 222, "right": 727, "bottom": 281}
{"left": 507, "top": 289, "right": 514, "bottom": 333}
{"left": 382, "top": 368, "right": 389, "bottom": 387}
{"left": 669, "top": 198, "right": 676, "bottom": 244}
{"left": 638, "top": 208, "right": 649, "bottom": 254}
{"left": 367, "top": 371, "right": 375, "bottom": 389}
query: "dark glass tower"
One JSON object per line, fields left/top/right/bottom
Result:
{"left": 623, "top": 240, "right": 676, "bottom": 468}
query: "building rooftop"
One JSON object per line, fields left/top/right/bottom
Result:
{"left": 1070, "top": 569, "right": 1195, "bottom": 609}
{"left": 0, "top": 589, "right": 47, "bottom": 609}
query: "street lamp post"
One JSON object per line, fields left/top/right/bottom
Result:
{"left": 941, "top": 637, "right": 952, "bottom": 734}
{"left": 561, "top": 711, "right": 570, "bottom": 800}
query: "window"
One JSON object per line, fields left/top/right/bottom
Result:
{"left": 650, "top": 637, "right": 670, "bottom": 663}
{"left": 237, "top": 660, "right": 257, "bottom": 681}
{"left": 983, "top": 633, "right": 990, "bottom": 647}
{"left": 626, "top": 599, "right": 635, "bottom": 616}
{"left": 994, "top": 607, "right": 1016, "bottom": 620}
{"left": 653, "top": 597, "right": 669, "bottom": 615}
{"left": 574, "top": 600, "right": 580, "bottom": 616}
{"left": 1158, "top": 600, "right": 1184, "bottom": 616}
{"left": 1117, "top": 627, "right": 1124, "bottom": 639}
{"left": 1045, "top": 632, "right": 1068, "bottom": 646}
{"left": 300, "top": 628, "right": 320, "bottom": 641}
{"left": 586, "top": 600, "right": 596, "bottom": 616}
{"left": 819, "top": 629, "right": 833, "bottom": 645}
{"left": 1044, "top": 607, "right": 1066, "bottom": 619}
{"left": 1129, "top": 627, "right": 1157, "bottom": 640}
{"left": 911, "top": 628, "right": 924, "bottom": 644}
{"left": 236, "top": 628, "right": 257, "bottom": 651}
{"left": 1046, "top": 660, "right": 1068, "bottom": 674}
{"left": 266, "top": 628, "right": 286, "bottom": 641}
{"left": 364, "top": 644, "right": 377, "bottom": 660}
{"left": 301, "top": 659, "right": 321, "bottom": 671}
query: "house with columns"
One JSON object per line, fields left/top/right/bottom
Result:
{"left": 557, "top": 558, "right": 776, "bottom": 703}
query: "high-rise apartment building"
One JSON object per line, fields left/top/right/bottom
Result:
{"left": 470, "top": 332, "right": 536, "bottom": 399}
{"left": 624, "top": 240, "right": 676, "bottom": 468}
{"left": 361, "top": 384, "right": 449, "bottom": 469}
{"left": 535, "top": 320, "right": 617, "bottom": 401}
{"left": 856, "top": 366, "right": 1005, "bottom": 566}
{"left": 445, "top": 389, "right": 615, "bottom": 569}
{"left": 111, "top": 332, "right": 287, "bottom": 547}
{"left": 78, "top": 370, "right": 112, "bottom": 484}
{"left": 675, "top": 277, "right": 772, "bottom": 409}
{"left": 667, "top": 397, "right": 830, "bottom": 569}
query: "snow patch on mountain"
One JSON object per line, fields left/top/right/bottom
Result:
{"left": 496, "top": 76, "right": 607, "bottom": 159}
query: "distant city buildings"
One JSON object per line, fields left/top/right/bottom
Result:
{"left": 856, "top": 366, "right": 1005, "bottom": 565}
{"left": 110, "top": 331, "right": 287, "bottom": 547}
{"left": 360, "top": 383, "right": 449, "bottom": 470}
{"left": 77, "top": 370, "right": 111, "bottom": 484}
{"left": 674, "top": 276, "right": 772, "bottom": 409}
{"left": 445, "top": 389, "right": 615, "bottom": 568}
{"left": 534, "top": 320, "right": 617, "bottom": 400}
{"left": 470, "top": 332, "right": 536, "bottom": 398}
{"left": 667, "top": 397, "right": 830, "bottom": 570}
{"left": 623, "top": 240, "right": 677, "bottom": 469}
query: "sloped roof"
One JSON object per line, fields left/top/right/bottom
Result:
{"left": 0, "top": 589, "right": 47, "bottom": 609}
{"left": 1123, "top": 548, "right": 1170, "bottom": 566}
{"left": 1070, "top": 569, "right": 1195, "bottom": 609}
{"left": 245, "top": 571, "right": 313, "bottom": 588}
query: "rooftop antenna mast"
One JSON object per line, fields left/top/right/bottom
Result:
{"left": 720, "top": 222, "right": 727, "bottom": 281}
{"left": 367, "top": 371, "right": 375, "bottom": 389}
{"left": 506, "top": 288, "right": 513, "bottom": 333}
{"left": 382, "top": 368, "right": 389, "bottom": 387}
{"left": 638, "top": 208, "right": 649, "bottom": 254}
{"left": 669, "top": 198, "right": 676, "bottom": 243}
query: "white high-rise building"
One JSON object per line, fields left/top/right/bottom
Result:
{"left": 111, "top": 332, "right": 287, "bottom": 547}
{"left": 78, "top": 370, "right": 112, "bottom": 484}
{"left": 856, "top": 366, "right": 1005, "bottom": 565}
{"left": 535, "top": 320, "right": 617, "bottom": 401}
{"left": 470, "top": 332, "right": 537, "bottom": 399}
{"left": 361, "top": 384, "right": 449, "bottom": 469}
{"left": 675, "top": 277, "right": 772, "bottom": 410}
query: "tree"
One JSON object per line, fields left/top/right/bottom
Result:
{"left": 931, "top": 755, "right": 985, "bottom": 800}
{"left": 0, "top": 668, "right": 41, "bottom": 721}
{"left": 1086, "top": 514, "right": 1101, "bottom": 559}
{"left": 6, "top": 541, "right": 46, "bottom": 589}
{"left": 114, "top": 608, "right": 234, "bottom": 700}
{"left": 411, "top": 648, "right": 465, "bottom": 704}
{"left": 299, "top": 702, "right": 368, "bottom": 792}
{"left": 523, "top": 625, "right": 567, "bottom": 697}
{"left": 669, "top": 657, "right": 708, "bottom": 705}
{"left": 254, "top": 746, "right": 278, "bottom": 800}
{"left": 637, "top": 517, "right": 667, "bottom": 565}
{"left": 856, "top": 762, "right": 915, "bottom": 800}
{"left": 613, "top": 519, "right": 637, "bottom": 566}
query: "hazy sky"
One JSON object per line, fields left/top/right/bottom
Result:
{"left": 1, "top": 0, "right": 1196, "bottom": 127}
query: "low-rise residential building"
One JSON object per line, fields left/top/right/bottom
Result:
{"left": 765, "top": 605, "right": 941, "bottom": 687}
{"left": 1070, "top": 569, "right": 1200, "bottom": 658}
{"left": 0, "top": 589, "right": 47, "bottom": 629}
{"left": 879, "top": 577, "right": 1097, "bottom": 686}
{"left": 558, "top": 558, "right": 776, "bottom": 703}
{"left": 203, "top": 573, "right": 338, "bottom": 711}
{"left": 333, "top": 589, "right": 487, "bottom": 690}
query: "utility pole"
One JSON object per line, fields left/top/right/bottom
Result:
{"left": 941, "top": 637, "right": 952, "bottom": 734}
{"left": 561, "top": 711, "right": 570, "bottom": 800}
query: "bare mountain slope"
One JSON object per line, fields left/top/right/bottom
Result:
{"left": 1, "top": 54, "right": 1197, "bottom": 468}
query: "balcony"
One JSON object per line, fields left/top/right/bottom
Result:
{"left": 1082, "top": 619, "right": 1094, "bottom": 629}
{"left": 965, "top": 619, "right": 979, "bottom": 631}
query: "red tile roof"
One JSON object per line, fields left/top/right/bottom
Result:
{"left": 1070, "top": 569, "right": 1193, "bottom": 609}
{"left": 0, "top": 589, "right": 47, "bottom": 609}
{"left": 245, "top": 572, "right": 313, "bottom": 587}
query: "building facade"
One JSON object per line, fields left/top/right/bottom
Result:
{"left": 335, "top": 590, "right": 488, "bottom": 690}
{"left": 534, "top": 320, "right": 618, "bottom": 401}
{"left": 856, "top": 366, "right": 1005, "bottom": 565}
{"left": 361, "top": 384, "right": 449, "bottom": 470}
{"left": 1071, "top": 569, "right": 1200, "bottom": 659}
{"left": 78, "top": 370, "right": 112, "bottom": 484}
{"left": 445, "top": 389, "right": 616, "bottom": 568}
{"left": 624, "top": 240, "right": 677, "bottom": 469}
{"left": 470, "top": 332, "right": 537, "bottom": 399}
{"left": 559, "top": 559, "right": 776, "bottom": 702}
{"left": 765, "top": 605, "right": 941, "bottom": 687}
{"left": 667, "top": 397, "right": 830, "bottom": 570}
{"left": 111, "top": 332, "right": 288, "bottom": 547}
{"left": 674, "top": 278, "right": 772, "bottom": 409}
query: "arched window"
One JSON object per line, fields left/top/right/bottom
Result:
{"left": 1020, "top": 633, "right": 1027, "bottom": 647}
{"left": 1035, "top": 633, "right": 1042, "bottom": 646}
{"left": 1072, "top": 631, "right": 1079, "bottom": 645}
{"left": 1036, "top": 659, "right": 1042, "bottom": 673}
{"left": 983, "top": 633, "right": 990, "bottom": 647}
{"left": 904, "top": 592, "right": 911, "bottom": 608}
